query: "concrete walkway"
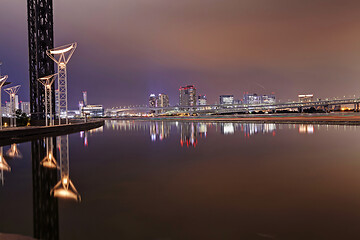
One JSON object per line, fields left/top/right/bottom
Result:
{"left": 0, "top": 120, "right": 104, "bottom": 145}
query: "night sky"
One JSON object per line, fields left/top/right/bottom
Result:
{"left": 1, "top": 0, "right": 360, "bottom": 108}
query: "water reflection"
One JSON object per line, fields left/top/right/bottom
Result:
{"left": 106, "top": 120, "right": 290, "bottom": 147}
{"left": 150, "top": 122, "right": 170, "bottom": 141}
{"left": 299, "top": 124, "right": 315, "bottom": 134}
{"left": 80, "top": 126, "right": 104, "bottom": 147}
{"left": 52, "top": 135, "right": 81, "bottom": 201}
{"left": 0, "top": 146, "right": 11, "bottom": 186}
{"left": 31, "top": 138, "right": 59, "bottom": 240}
{"left": 0, "top": 134, "right": 83, "bottom": 239}
{"left": 6, "top": 144, "right": 22, "bottom": 159}
{"left": 41, "top": 137, "right": 57, "bottom": 169}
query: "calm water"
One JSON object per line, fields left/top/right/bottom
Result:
{"left": 1, "top": 120, "right": 360, "bottom": 239}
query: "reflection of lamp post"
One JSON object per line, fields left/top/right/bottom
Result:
{"left": 51, "top": 135, "right": 81, "bottom": 201}
{"left": 6, "top": 144, "right": 22, "bottom": 159}
{"left": 0, "top": 75, "right": 8, "bottom": 129}
{"left": 38, "top": 74, "right": 57, "bottom": 126}
{"left": 41, "top": 137, "right": 57, "bottom": 169}
{"left": 0, "top": 147, "right": 11, "bottom": 186}
{"left": 4, "top": 85, "right": 20, "bottom": 127}
{"left": 47, "top": 43, "right": 77, "bottom": 125}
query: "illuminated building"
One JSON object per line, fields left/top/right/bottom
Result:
{"left": 243, "top": 93, "right": 262, "bottom": 105}
{"left": 261, "top": 94, "right": 276, "bottom": 104}
{"left": 15, "top": 95, "right": 19, "bottom": 110}
{"left": 83, "top": 91, "right": 88, "bottom": 106}
{"left": 197, "top": 95, "right": 207, "bottom": 105}
{"left": 179, "top": 85, "right": 196, "bottom": 106}
{"left": 82, "top": 105, "right": 104, "bottom": 117}
{"left": 219, "top": 95, "right": 234, "bottom": 105}
{"left": 21, "top": 101, "right": 31, "bottom": 115}
{"left": 298, "top": 94, "right": 314, "bottom": 102}
{"left": 5, "top": 102, "right": 11, "bottom": 116}
{"left": 149, "top": 94, "right": 156, "bottom": 107}
{"left": 156, "top": 94, "right": 169, "bottom": 107}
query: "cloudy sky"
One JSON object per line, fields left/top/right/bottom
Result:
{"left": 1, "top": 0, "right": 360, "bottom": 107}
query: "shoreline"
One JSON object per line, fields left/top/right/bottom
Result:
{"left": 0, "top": 120, "right": 104, "bottom": 146}
{"left": 109, "top": 114, "right": 360, "bottom": 125}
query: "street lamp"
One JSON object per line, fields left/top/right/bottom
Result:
{"left": 38, "top": 73, "right": 57, "bottom": 126}
{"left": 47, "top": 43, "right": 77, "bottom": 125}
{"left": 0, "top": 75, "right": 8, "bottom": 129}
{"left": 4, "top": 85, "right": 20, "bottom": 127}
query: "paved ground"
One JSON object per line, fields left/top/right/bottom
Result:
{"left": 0, "top": 233, "right": 35, "bottom": 240}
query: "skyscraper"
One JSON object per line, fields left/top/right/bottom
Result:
{"left": 243, "top": 93, "right": 262, "bottom": 105}
{"left": 21, "top": 102, "right": 31, "bottom": 115}
{"left": 149, "top": 94, "right": 156, "bottom": 107}
{"left": 15, "top": 95, "right": 19, "bottom": 110}
{"left": 179, "top": 85, "right": 196, "bottom": 106}
{"left": 156, "top": 94, "right": 169, "bottom": 107}
{"left": 219, "top": 95, "right": 234, "bottom": 105}
{"left": 83, "top": 91, "right": 88, "bottom": 106}
{"left": 197, "top": 95, "right": 207, "bottom": 105}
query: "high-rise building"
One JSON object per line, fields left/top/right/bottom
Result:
{"left": 5, "top": 101, "right": 11, "bottom": 116}
{"left": 83, "top": 91, "right": 88, "bottom": 106}
{"left": 261, "top": 94, "right": 276, "bottom": 104}
{"left": 15, "top": 95, "right": 19, "bottom": 110}
{"left": 244, "top": 93, "right": 276, "bottom": 105}
{"left": 298, "top": 94, "right": 313, "bottom": 103}
{"left": 149, "top": 94, "right": 156, "bottom": 107}
{"left": 21, "top": 102, "right": 31, "bottom": 115}
{"left": 244, "top": 93, "right": 262, "bottom": 105}
{"left": 82, "top": 105, "right": 104, "bottom": 117}
{"left": 219, "top": 95, "right": 234, "bottom": 105}
{"left": 197, "top": 95, "right": 207, "bottom": 105}
{"left": 156, "top": 94, "right": 169, "bottom": 107}
{"left": 179, "top": 85, "right": 196, "bottom": 106}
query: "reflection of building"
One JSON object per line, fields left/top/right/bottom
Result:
{"left": 298, "top": 124, "right": 314, "bottom": 134}
{"left": 220, "top": 95, "right": 234, "bottom": 105}
{"left": 82, "top": 105, "right": 104, "bottom": 117}
{"left": 156, "top": 94, "right": 169, "bottom": 107}
{"left": 197, "top": 95, "right": 207, "bottom": 105}
{"left": 179, "top": 85, "right": 196, "bottom": 106}
{"left": 149, "top": 121, "right": 171, "bottom": 141}
{"left": 21, "top": 101, "right": 31, "bottom": 115}
{"left": 180, "top": 122, "right": 197, "bottom": 147}
{"left": 221, "top": 123, "right": 235, "bottom": 134}
{"left": 149, "top": 94, "right": 156, "bottom": 107}
{"left": 298, "top": 94, "right": 314, "bottom": 102}
{"left": 242, "top": 123, "right": 276, "bottom": 136}
{"left": 198, "top": 123, "right": 207, "bottom": 137}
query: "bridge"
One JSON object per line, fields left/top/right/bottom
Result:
{"left": 106, "top": 97, "right": 360, "bottom": 116}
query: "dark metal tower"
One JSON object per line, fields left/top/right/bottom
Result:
{"left": 27, "top": 0, "right": 55, "bottom": 122}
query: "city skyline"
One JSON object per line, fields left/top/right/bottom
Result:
{"left": 2, "top": 1, "right": 360, "bottom": 108}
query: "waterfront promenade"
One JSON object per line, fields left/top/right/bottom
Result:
{"left": 0, "top": 120, "right": 104, "bottom": 145}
